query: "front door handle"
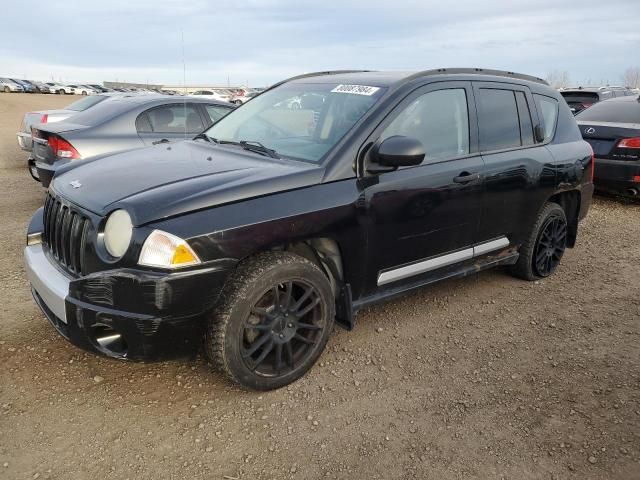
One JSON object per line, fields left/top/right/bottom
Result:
{"left": 453, "top": 171, "right": 480, "bottom": 184}
{"left": 152, "top": 138, "right": 170, "bottom": 145}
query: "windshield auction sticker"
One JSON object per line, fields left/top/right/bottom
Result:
{"left": 331, "top": 84, "right": 380, "bottom": 96}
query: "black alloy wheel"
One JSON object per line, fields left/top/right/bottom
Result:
{"left": 533, "top": 215, "right": 567, "bottom": 277}
{"left": 242, "top": 280, "right": 325, "bottom": 377}
{"left": 206, "top": 251, "right": 335, "bottom": 390}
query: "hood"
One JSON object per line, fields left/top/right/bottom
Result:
{"left": 52, "top": 140, "right": 324, "bottom": 225}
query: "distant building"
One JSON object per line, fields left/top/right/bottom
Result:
{"left": 103, "top": 81, "right": 164, "bottom": 90}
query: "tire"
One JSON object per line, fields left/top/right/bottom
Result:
{"left": 3, "top": 87, "right": 9, "bottom": 93}
{"left": 58, "top": 89, "right": 65, "bottom": 95}
{"left": 81, "top": 91, "right": 87, "bottom": 96}
{"left": 205, "top": 251, "right": 335, "bottom": 390}
{"left": 510, "top": 202, "right": 567, "bottom": 281}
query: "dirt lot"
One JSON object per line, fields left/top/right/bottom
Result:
{"left": 0, "top": 93, "right": 638, "bottom": 480}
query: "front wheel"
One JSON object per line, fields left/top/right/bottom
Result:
{"left": 3, "top": 87, "right": 9, "bottom": 93}
{"left": 205, "top": 251, "right": 335, "bottom": 390}
{"left": 81, "top": 91, "right": 87, "bottom": 95}
{"left": 58, "top": 89, "right": 65, "bottom": 95}
{"left": 510, "top": 202, "right": 567, "bottom": 281}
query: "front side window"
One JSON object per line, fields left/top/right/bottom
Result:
{"left": 205, "top": 82, "right": 386, "bottom": 163}
{"left": 139, "top": 104, "right": 204, "bottom": 134}
{"left": 477, "top": 88, "right": 521, "bottom": 151}
{"left": 534, "top": 94, "right": 559, "bottom": 142}
{"left": 380, "top": 88, "right": 470, "bottom": 163}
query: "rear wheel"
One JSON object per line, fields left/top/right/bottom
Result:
{"left": 81, "top": 91, "right": 87, "bottom": 96}
{"left": 511, "top": 202, "right": 567, "bottom": 280}
{"left": 205, "top": 251, "right": 335, "bottom": 390}
{"left": 58, "top": 89, "right": 65, "bottom": 95}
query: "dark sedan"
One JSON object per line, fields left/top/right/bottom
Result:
{"left": 576, "top": 95, "right": 640, "bottom": 198}
{"left": 30, "top": 95, "right": 234, "bottom": 187}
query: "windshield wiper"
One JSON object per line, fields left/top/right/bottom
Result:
{"left": 192, "top": 132, "right": 218, "bottom": 143}
{"left": 238, "top": 140, "right": 280, "bottom": 158}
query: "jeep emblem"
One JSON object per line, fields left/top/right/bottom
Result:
{"left": 69, "top": 180, "right": 82, "bottom": 189}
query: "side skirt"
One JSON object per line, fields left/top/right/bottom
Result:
{"left": 351, "top": 249, "right": 519, "bottom": 315}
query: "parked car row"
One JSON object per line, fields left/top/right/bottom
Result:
{"left": 22, "top": 68, "right": 597, "bottom": 391}
{"left": 560, "top": 85, "right": 637, "bottom": 115}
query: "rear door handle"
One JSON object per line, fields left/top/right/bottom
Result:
{"left": 453, "top": 172, "right": 480, "bottom": 184}
{"left": 152, "top": 138, "right": 170, "bottom": 145}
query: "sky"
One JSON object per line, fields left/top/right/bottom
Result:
{"left": 2, "top": 0, "right": 639, "bottom": 88}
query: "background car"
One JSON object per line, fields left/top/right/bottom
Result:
{"left": 190, "top": 89, "right": 233, "bottom": 102}
{"left": 10, "top": 79, "right": 36, "bottom": 93}
{"left": 576, "top": 94, "right": 640, "bottom": 198}
{"left": 71, "top": 84, "right": 99, "bottom": 95}
{"left": 560, "top": 86, "right": 635, "bottom": 115}
{"left": 30, "top": 95, "right": 234, "bottom": 186}
{"left": 44, "top": 82, "right": 74, "bottom": 94}
{"left": 17, "top": 94, "right": 123, "bottom": 155}
{"left": 28, "top": 80, "right": 51, "bottom": 93}
{"left": 0, "top": 78, "right": 25, "bottom": 93}
{"left": 230, "top": 89, "right": 262, "bottom": 105}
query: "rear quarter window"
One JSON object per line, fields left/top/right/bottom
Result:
{"left": 534, "top": 94, "right": 559, "bottom": 142}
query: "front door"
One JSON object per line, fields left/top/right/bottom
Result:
{"left": 361, "top": 82, "right": 484, "bottom": 295}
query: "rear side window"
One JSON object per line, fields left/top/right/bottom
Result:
{"left": 534, "top": 94, "right": 559, "bottom": 142}
{"left": 381, "top": 88, "right": 470, "bottom": 163}
{"left": 205, "top": 105, "right": 232, "bottom": 124}
{"left": 477, "top": 88, "right": 521, "bottom": 151}
{"left": 515, "top": 91, "right": 535, "bottom": 146}
{"left": 139, "top": 104, "right": 205, "bottom": 134}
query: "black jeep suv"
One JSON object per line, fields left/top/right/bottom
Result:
{"left": 25, "top": 68, "right": 594, "bottom": 390}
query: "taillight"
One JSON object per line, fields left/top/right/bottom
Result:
{"left": 582, "top": 103, "right": 593, "bottom": 109}
{"left": 618, "top": 137, "right": 640, "bottom": 149}
{"left": 48, "top": 136, "right": 81, "bottom": 159}
{"left": 40, "top": 114, "right": 48, "bottom": 124}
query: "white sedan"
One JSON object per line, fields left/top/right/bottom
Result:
{"left": 71, "top": 84, "right": 99, "bottom": 95}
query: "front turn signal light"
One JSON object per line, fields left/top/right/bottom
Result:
{"left": 138, "top": 230, "right": 201, "bottom": 269}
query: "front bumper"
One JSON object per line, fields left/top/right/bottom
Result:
{"left": 594, "top": 157, "right": 640, "bottom": 197}
{"left": 24, "top": 243, "right": 231, "bottom": 360}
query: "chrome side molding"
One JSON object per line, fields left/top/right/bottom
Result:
{"left": 377, "top": 236, "right": 510, "bottom": 286}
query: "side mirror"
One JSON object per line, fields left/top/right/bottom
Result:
{"left": 371, "top": 135, "right": 425, "bottom": 168}
{"left": 534, "top": 124, "right": 545, "bottom": 143}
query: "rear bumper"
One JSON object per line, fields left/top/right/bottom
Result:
{"left": 594, "top": 157, "right": 640, "bottom": 196}
{"left": 24, "top": 243, "right": 231, "bottom": 360}
{"left": 17, "top": 132, "right": 32, "bottom": 151}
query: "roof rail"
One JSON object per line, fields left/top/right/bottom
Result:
{"left": 403, "top": 67, "right": 548, "bottom": 85}
{"left": 264, "top": 70, "right": 373, "bottom": 92}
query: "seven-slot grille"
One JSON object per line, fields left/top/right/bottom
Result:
{"left": 43, "top": 193, "right": 90, "bottom": 275}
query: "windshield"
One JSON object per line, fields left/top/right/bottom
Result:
{"left": 204, "top": 82, "right": 386, "bottom": 163}
{"left": 65, "top": 95, "right": 108, "bottom": 112}
{"left": 576, "top": 99, "right": 640, "bottom": 123}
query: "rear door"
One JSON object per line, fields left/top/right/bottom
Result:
{"left": 473, "top": 82, "right": 555, "bottom": 248}
{"left": 136, "top": 103, "right": 206, "bottom": 145}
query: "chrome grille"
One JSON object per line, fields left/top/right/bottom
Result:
{"left": 43, "top": 193, "right": 90, "bottom": 275}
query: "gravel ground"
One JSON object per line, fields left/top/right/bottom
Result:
{"left": 0, "top": 94, "right": 639, "bottom": 480}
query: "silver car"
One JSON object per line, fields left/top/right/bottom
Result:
{"left": 18, "top": 94, "right": 118, "bottom": 153}
{"left": 30, "top": 95, "right": 234, "bottom": 187}
{"left": 0, "top": 78, "right": 25, "bottom": 93}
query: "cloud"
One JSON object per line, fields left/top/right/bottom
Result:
{"left": 1, "top": 0, "right": 639, "bottom": 86}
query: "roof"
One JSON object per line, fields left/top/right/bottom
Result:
{"left": 281, "top": 68, "right": 548, "bottom": 89}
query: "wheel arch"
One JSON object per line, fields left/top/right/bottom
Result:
{"left": 547, "top": 190, "right": 581, "bottom": 248}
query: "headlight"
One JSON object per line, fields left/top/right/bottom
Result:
{"left": 103, "top": 209, "right": 133, "bottom": 258}
{"left": 138, "top": 230, "right": 201, "bottom": 269}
